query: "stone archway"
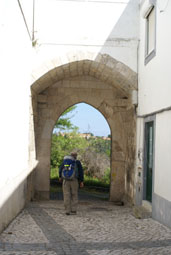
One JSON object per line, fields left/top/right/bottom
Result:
{"left": 30, "top": 53, "right": 137, "bottom": 203}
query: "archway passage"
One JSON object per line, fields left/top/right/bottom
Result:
{"left": 30, "top": 54, "right": 137, "bottom": 203}
{"left": 50, "top": 103, "right": 111, "bottom": 201}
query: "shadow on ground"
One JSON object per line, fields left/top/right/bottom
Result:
{"left": 50, "top": 184, "right": 110, "bottom": 201}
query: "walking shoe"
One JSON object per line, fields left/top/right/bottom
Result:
{"left": 71, "top": 211, "right": 77, "bottom": 214}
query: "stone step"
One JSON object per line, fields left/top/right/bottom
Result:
{"left": 133, "top": 205, "right": 152, "bottom": 219}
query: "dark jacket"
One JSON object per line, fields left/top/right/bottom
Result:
{"left": 59, "top": 159, "right": 84, "bottom": 182}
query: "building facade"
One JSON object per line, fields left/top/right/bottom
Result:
{"left": 0, "top": 0, "right": 171, "bottom": 232}
{"left": 136, "top": 0, "right": 171, "bottom": 227}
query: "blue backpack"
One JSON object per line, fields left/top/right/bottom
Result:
{"left": 62, "top": 156, "right": 78, "bottom": 180}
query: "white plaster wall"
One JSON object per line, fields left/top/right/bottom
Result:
{"left": 0, "top": 0, "right": 139, "bottom": 231}
{"left": 138, "top": 0, "right": 171, "bottom": 204}
{"left": 32, "top": 0, "right": 139, "bottom": 73}
{"left": 154, "top": 111, "right": 171, "bottom": 201}
{"left": 0, "top": 0, "right": 32, "bottom": 232}
{"left": 138, "top": 0, "right": 171, "bottom": 115}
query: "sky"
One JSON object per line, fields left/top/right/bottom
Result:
{"left": 60, "top": 103, "right": 111, "bottom": 137}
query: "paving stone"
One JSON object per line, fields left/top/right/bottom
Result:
{"left": 0, "top": 199, "right": 171, "bottom": 254}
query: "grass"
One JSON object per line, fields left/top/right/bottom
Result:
{"left": 84, "top": 175, "right": 109, "bottom": 189}
{"left": 50, "top": 185, "right": 62, "bottom": 193}
{"left": 50, "top": 167, "right": 110, "bottom": 190}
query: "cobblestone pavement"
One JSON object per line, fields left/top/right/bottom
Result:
{"left": 1, "top": 198, "right": 171, "bottom": 255}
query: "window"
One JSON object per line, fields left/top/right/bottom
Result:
{"left": 145, "top": 5, "right": 156, "bottom": 64}
{"left": 147, "top": 7, "right": 155, "bottom": 54}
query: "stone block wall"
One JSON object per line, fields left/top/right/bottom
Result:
{"left": 31, "top": 57, "right": 137, "bottom": 203}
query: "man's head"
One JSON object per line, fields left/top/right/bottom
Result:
{"left": 71, "top": 152, "right": 77, "bottom": 159}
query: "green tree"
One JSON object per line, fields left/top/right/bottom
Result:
{"left": 51, "top": 133, "right": 111, "bottom": 184}
{"left": 51, "top": 106, "right": 111, "bottom": 184}
{"left": 51, "top": 131, "right": 88, "bottom": 169}
{"left": 54, "top": 106, "right": 77, "bottom": 131}
{"left": 89, "top": 137, "right": 111, "bottom": 157}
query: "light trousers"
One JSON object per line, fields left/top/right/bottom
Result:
{"left": 63, "top": 179, "right": 79, "bottom": 213}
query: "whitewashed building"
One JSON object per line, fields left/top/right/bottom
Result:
{"left": 136, "top": 0, "right": 171, "bottom": 227}
{"left": 0, "top": 0, "right": 171, "bottom": 232}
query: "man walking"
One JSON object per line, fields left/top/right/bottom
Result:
{"left": 59, "top": 152, "right": 84, "bottom": 215}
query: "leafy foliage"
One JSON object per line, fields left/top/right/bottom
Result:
{"left": 54, "top": 106, "right": 77, "bottom": 131}
{"left": 84, "top": 175, "right": 109, "bottom": 188}
{"left": 51, "top": 105, "right": 111, "bottom": 188}
{"left": 51, "top": 130, "right": 88, "bottom": 168}
{"left": 80, "top": 147, "right": 110, "bottom": 179}
{"left": 88, "top": 137, "right": 111, "bottom": 157}
{"left": 51, "top": 167, "right": 110, "bottom": 188}
{"left": 51, "top": 167, "right": 59, "bottom": 180}
{"left": 51, "top": 131, "right": 111, "bottom": 183}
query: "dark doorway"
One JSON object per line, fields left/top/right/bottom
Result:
{"left": 144, "top": 121, "right": 154, "bottom": 202}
